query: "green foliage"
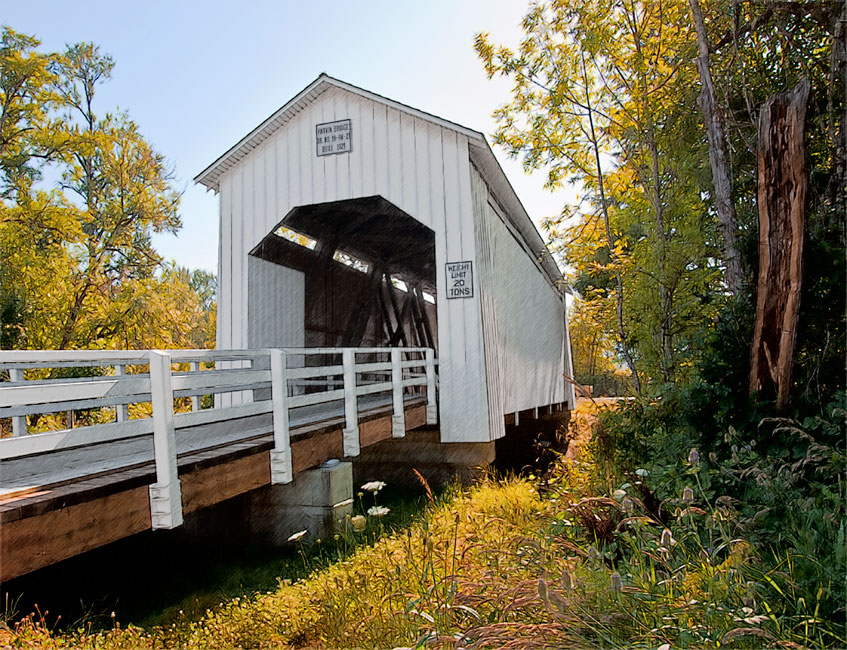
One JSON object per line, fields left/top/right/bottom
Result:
{"left": 596, "top": 394, "right": 847, "bottom": 627}
{"left": 0, "top": 28, "right": 214, "bottom": 352}
{"left": 6, "top": 424, "right": 843, "bottom": 649}
{"left": 476, "top": 0, "right": 845, "bottom": 395}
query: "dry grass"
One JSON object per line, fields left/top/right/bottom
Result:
{"left": 2, "top": 400, "right": 841, "bottom": 649}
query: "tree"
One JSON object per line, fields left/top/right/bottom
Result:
{"left": 477, "top": 0, "right": 720, "bottom": 387}
{"left": 688, "top": 0, "right": 743, "bottom": 294}
{"left": 0, "top": 30, "right": 214, "bottom": 351}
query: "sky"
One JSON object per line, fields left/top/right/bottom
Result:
{"left": 6, "top": 0, "right": 571, "bottom": 274}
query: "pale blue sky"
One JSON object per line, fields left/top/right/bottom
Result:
{"left": 7, "top": 0, "right": 569, "bottom": 273}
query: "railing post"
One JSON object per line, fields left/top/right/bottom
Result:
{"left": 115, "top": 364, "right": 129, "bottom": 422}
{"left": 269, "top": 349, "right": 293, "bottom": 484}
{"left": 189, "top": 361, "right": 200, "bottom": 411}
{"left": 425, "top": 348, "right": 437, "bottom": 425}
{"left": 148, "top": 350, "right": 183, "bottom": 529}
{"left": 391, "top": 347, "right": 405, "bottom": 438}
{"left": 342, "top": 348, "right": 360, "bottom": 457}
{"left": 8, "top": 368, "right": 26, "bottom": 437}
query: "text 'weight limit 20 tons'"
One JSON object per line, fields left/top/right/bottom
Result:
{"left": 446, "top": 261, "right": 473, "bottom": 299}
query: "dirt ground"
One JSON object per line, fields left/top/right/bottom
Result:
{"left": 564, "top": 397, "right": 623, "bottom": 461}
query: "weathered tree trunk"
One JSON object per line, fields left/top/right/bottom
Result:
{"left": 580, "top": 51, "right": 641, "bottom": 394}
{"left": 827, "top": 1, "right": 846, "bottom": 219}
{"left": 689, "top": 0, "right": 743, "bottom": 295}
{"left": 749, "top": 80, "right": 810, "bottom": 409}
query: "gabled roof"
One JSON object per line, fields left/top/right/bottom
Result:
{"left": 194, "top": 74, "right": 569, "bottom": 296}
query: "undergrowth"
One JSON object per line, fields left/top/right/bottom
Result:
{"left": 2, "top": 400, "right": 844, "bottom": 649}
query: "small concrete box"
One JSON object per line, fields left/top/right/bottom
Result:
{"left": 285, "top": 459, "right": 352, "bottom": 507}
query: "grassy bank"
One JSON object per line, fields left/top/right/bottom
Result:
{"left": 2, "top": 400, "right": 843, "bottom": 649}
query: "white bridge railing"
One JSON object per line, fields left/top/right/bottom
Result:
{"left": 0, "top": 347, "right": 438, "bottom": 529}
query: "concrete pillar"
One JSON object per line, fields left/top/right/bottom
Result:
{"left": 178, "top": 459, "right": 353, "bottom": 547}
{"left": 245, "top": 459, "right": 354, "bottom": 544}
{"left": 354, "top": 426, "right": 495, "bottom": 489}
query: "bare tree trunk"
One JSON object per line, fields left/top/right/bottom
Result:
{"left": 827, "top": 1, "right": 846, "bottom": 219}
{"left": 749, "top": 79, "right": 810, "bottom": 410}
{"left": 645, "top": 123, "right": 673, "bottom": 382}
{"left": 689, "top": 0, "right": 744, "bottom": 295}
{"left": 580, "top": 51, "right": 642, "bottom": 394}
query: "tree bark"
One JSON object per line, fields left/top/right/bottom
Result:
{"left": 749, "top": 79, "right": 810, "bottom": 410}
{"left": 580, "top": 51, "right": 641, "bottom": 394}
{"left": 689, "top": 0, "right": 744, "bottom": 295}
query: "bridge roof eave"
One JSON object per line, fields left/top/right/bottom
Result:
{"left": 193, "top": 73, "right": 485, "bottom": 194}
{"left": 194, "top": 73, "right": 571, "bottom": 297}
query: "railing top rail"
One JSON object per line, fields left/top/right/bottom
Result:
{"left": 277, "top": 346, "right": 432, "bottom": 355}
{"left": 0, "top": 346, "right": 436, "bottom": 366}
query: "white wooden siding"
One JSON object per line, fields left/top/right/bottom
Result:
{"left": 247, "top": 257, "right": 305, "bottom": 349}
{"left": 214, "top": 84, "right": 573, "bottom": 442}
{"left": 216, "top": 86, "right": 493, "bottom": 442}
{"left": 471, "top": 165, "right": 569, "bottom": 419}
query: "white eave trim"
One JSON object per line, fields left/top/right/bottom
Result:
{"left": 193, "top": 73, "right": 570, "bottom": 296}
{"left": 194, "top": 73, "right": 486, "bottom": 193}
{"left": 468, "top": 140, "right": 571, "bottom": 297}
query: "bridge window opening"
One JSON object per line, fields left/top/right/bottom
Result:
{"left": 332, "top": 250, "right": 369, "bottom": 273}
{"left": 274, "top": 225, "right": 317, "bottom": 250}
{"left": 250, "top": 196, "right": 437, "bottom": 354}
{"left": 390, "top": 277, "right": 408, "bottom": 292}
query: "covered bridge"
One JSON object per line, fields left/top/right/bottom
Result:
{"left": 195, "top": 73, "right": 575, "bottom": 445}
{"left": 0, "top": 75, "right": 577, "bottom": 582}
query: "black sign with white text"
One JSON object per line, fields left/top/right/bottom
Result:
{"left": 316, "top": 119, "right": 352, "bottom": 156}
{"left": 446, "top": 261, "right": 473, "bottom": 299}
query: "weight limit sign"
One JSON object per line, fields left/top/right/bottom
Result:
{"left": 446, "top": 261, "right": 473, "bottom": 299}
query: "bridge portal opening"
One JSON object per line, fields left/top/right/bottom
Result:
{"left": 249, "top": 196, "right": 437, "bottom": 352}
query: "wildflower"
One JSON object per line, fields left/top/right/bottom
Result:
{"left": 660, "top": 528, "right": 673, "bottom": 547}
{"left": 658, "top": 644, "right": 671, "bottom": 650}
{"left": 610, "top": 572, "right": 622, "bottom": 591}
{"left": 683, "top": 486, "right": 694, "bottom": 504}
{"left": 688, "top": 448, "right": 700, "bottom": 465}
{"left": 287, "top": 529, "right": 308, "bottom": 543}
{"left": 621, "top": 497, "right": 634, "bottom": 514}
{"left": 361, "top": 480, "right": 386, "bottom": 493}
{"left": 368, "top": 505, "right": 390, "bottom": 517}
{"left": 635, "top": 468, "right": 649, "bottom": 477}
{"left": 612, "top": 488, "right": 627, "bottom": 502}
{"left": 350, "top": 515, "right": 367, "bottom": 531}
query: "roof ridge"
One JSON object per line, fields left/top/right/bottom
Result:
{"left": 194, "top": 74, "right": 485, "bottom": 192}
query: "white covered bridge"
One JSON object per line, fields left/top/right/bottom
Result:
{"left": 0, "top": 75, "right": 575, "bottom": 582}
{"left": 199, "top": 73, "right": 575, "bottom": 442}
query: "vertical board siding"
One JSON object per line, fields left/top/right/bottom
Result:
{"left": 219, "top": 86, "right": 570, "bottom": 442}
{"left": 248, "top": 257, "right": 305, "bottom": 348}
{"left": 218, "top": 173, "right": 233, "bottom": 408}
{"left": 373, "top": 102, "right": 389, "bottom": 203}
{"left": 386, "top": 106, "right": 402, "bottom": 206}
{"left": 471, "top": 168, "right": 506, "bottom": 440}
{"left": 470, "top": 166, "right": 567, "bottom": 415}
{"left": 400, "top": 113, "right": 417, "bottom": 216}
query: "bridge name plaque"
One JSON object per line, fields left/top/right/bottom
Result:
{"left": 316, "top": 119, "right": 352, "bottom": 156}
{"left": 446, "top": 261, "right": 473, "bottom": 299}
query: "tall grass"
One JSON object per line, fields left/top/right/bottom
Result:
{"left": 2, "top": 401, "right": 843, "bottom": 648}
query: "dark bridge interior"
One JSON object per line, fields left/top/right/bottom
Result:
{"left": 251, "top": 196, "right": 438, "bottom": 351}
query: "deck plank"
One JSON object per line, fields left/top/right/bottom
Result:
{"left": 0, "top": 399, "right": 428, "bottom": 582}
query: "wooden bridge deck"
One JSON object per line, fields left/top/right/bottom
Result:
{"left": 0, "top": 347, "right": 437, "bottom": 582}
